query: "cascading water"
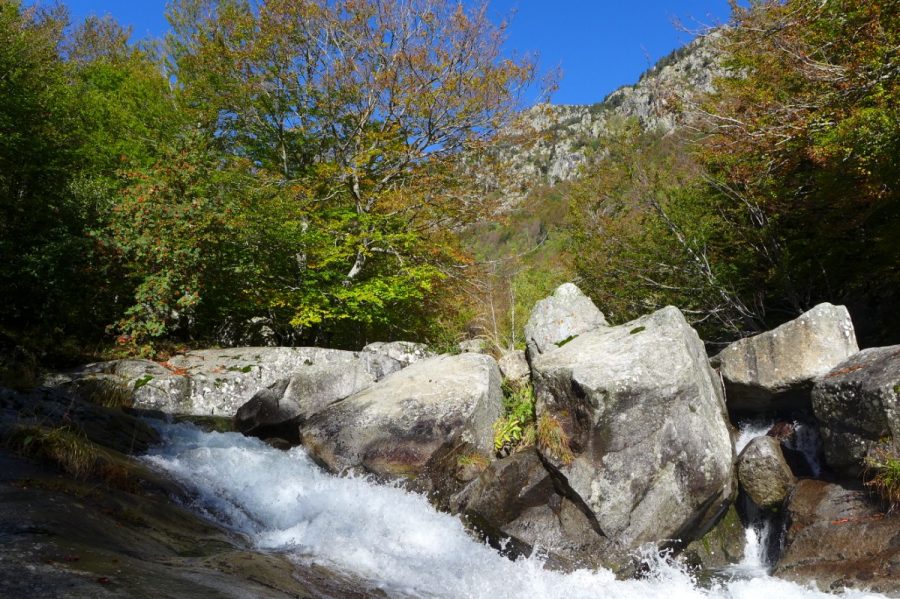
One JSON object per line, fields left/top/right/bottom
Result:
{"left": 782, "top": 421, "right": 824, "bottom": 478}
{"left": 142, "top": 422, "right": 885, "bottom": 599}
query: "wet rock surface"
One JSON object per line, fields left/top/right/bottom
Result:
{"left": 531, "top": 305, "right": 735, "bottom": 557}
{"left": 774, "top": 479, "right": 900, "bottom": 595}
{"left": 812, "top": 345, "right": 900, "bottom": 477}
{"left": 450, "top": 450, "right": 626, "bottom": 572}
{"left": 680, "top": 504, "right": 746, "bottom": 570}
{"left": 715, "top": 303, "right": 858, "bottom": 412}
{"left": 0, "top": 385, "right": 386, "bottom": 599}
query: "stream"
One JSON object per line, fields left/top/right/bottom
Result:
{"left": 142, "top": 422, "right": 887, "bottom": 599}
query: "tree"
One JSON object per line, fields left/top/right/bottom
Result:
{"left": 162, "top": 0, "right": 536, "bottom": 344}
{"left": 570, "top": 0, "right": 899, "bottom": 344}
{"left": 0, "top": 2, "right": 91, "bottom": 342}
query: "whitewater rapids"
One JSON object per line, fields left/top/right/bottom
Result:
{"left": 142, "top": 423, "right": 885, "bottom": 599}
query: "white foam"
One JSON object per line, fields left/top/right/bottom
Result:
{"left": 734, "top": 419, "right": 775, "bottom": 455}
{"left": 141, "top": 423, "right": 886, "bottom": 599}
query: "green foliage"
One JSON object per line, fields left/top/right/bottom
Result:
{"left": 864, "top": 444, "right": 900, "bottom": 512}
{"left": 569, "top": 0, "right": 900, "bottom": 344}
{"left": 493, "top": 382, "right": 536, "bottom": 455}
{"left": 2, "top": 0, "right": 535, "bottom": 355}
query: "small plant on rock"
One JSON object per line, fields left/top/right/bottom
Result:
{"left": 864, "top": 444, "right": 900, "bottom": 512}
{"left": 492, "top": 382, "right": 537, "bottom": 456}
{"left": 537, "top": 413, "right": 575, "bottom": 465}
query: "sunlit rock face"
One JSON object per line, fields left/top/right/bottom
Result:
{"left": 714, "top": 303, "right": 859, "bottom": 413}
{"left": 299, "top": 352, "right": 503, "bottom": 493}
{"left": 524, "top": 282, "right": 608, "bottom": 359}
{"left": 485, "top": 32, "right": 725, "bottom": 210}
{"left": 531, "top": 305, "right": 735, "bottom": 556}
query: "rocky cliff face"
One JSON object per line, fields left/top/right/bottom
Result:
{"left": 490, "top": 31, "right": 724, "bottom": 208}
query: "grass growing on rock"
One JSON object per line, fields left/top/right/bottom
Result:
{"left": 537, "top": 413, "right": 575, "bottom": 465}
{"left": 864, "top": 444, "right": 900, "bottom": 512}
{"left": 4, "top": 424, "right": 133, "bottom": 488}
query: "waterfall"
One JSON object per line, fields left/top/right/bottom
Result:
{"left": 783, "top": 420, "right": 824, "bottom": 478}
{"left": 141, "top": 422, "right": 885, "bottom": 599}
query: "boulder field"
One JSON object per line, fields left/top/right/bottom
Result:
{"left": 23, "top": 283, "right": 900, "bottom": 593}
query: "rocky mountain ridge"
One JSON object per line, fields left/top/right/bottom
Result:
{"left": 493, "top": 30, "right": 724, "bottom": 208}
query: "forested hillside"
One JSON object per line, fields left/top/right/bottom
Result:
{"left": 1, "top": 0, "right": 897, "bottom": 367}
{"left": 474, "top": 0, "right": 898, "bottom": 350}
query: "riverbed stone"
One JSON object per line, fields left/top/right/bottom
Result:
{"left": 299, "top": 353, "right": 503, "bottom": 490}
{"left": 774, "top": 479, "right": 900, "bottom": 594}
{"left": 531, "top": 305, "right": 735, "bottom": 556}
{"left": 48, "top": 347, "right": 398, "bottom": 418}
{"left": 714, "top": 303, "right": 858, "bottom": 412}
{"left": 737, "top": 436, "right": 796, "bottom": 510}
{"left": 524, "top": 283, "right": 608, "bottom": 358}
{"left": 450, "top": 450, "right": 625, "bottom": 571}
{"left": 812, "top": 345, "right": 900, "bottom": 478}
{"left": 680, "top": 504, "right": 745, "bottom": 570}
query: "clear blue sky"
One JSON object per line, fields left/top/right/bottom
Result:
{"left": 53, "top": 0, "right": 733, "bottom": 105}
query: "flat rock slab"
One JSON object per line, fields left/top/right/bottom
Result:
{"left": 48, "top": 347, "right": 402, "bottom": 418}
{"left": 531, "top": 305, "right": 734, "bottom": 553}
{"left": 715, "top": 303, "right": 858, "bottom": 412}
{"left": 775, "top": 479, "right": 900, "bottom": 595}
{"left": 300, "top": 353, "right": 502, "bottom": 485}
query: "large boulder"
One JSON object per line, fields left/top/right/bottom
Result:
{"left": 450, "top": 450, "right": 625, "bottom": 571}
{"left": 737, "top": 436, "right": 796, "bottom": 510}
{"left": 531, "top": 305, "right": 735, "bottom": 557}
{"left": 774, "top": 479, "right": 900, "bottom": 594}
{"left": 524, "top": 283, "right": 607, "bottom": 358}
{"left": 812, "top": 345, "right": 900, "bottom": 477}
{"left": 234, "top": 350, "right": 384, "bottom": 442}
{"left": 299, "top": 353, "right": 503, "bottom": 493}
{"left": 714, "top": 303, "right": 858, "bottom": 412}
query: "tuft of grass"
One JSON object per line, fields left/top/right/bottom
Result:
{"left": 537, "top": 413, "right": 575, "bottom": 465}
{"left": 457, "top": 453, "right": 490, "bottom": 470}
{"left": 864, "top": 444, "right": 900, "bottom": 511}
{"left": 73, "top": 377, "right": 133, "bottom": 408}
{"left": 7, "top": 425, "right": 103, "bottom": 479}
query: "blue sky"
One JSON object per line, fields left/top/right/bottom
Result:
{"left": 54, "top": 0, "right": 733, "bottom": 105}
